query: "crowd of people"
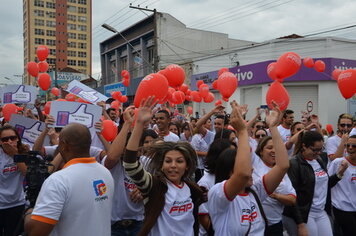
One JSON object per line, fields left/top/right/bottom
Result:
{"left": 0, "top": 96, "right": 356, "bottom": 236}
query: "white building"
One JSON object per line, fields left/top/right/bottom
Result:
{"left": 190, "top": 36, "right": 356, "bottom": 128}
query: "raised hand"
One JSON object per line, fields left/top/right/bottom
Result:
{"left": 265, "top": 101, "right": 282, "bottom": 128}
{"left": 136, "top": 96, "right": 157, "bottom": 124}
{"left": 229, "top": 100, "right": 247, "bottom": 133}
{"left": 123, "top": 106, "right": 135, "bottom": 124}
{"left": 212, "top": 104, "right": 225, "bottom": 114}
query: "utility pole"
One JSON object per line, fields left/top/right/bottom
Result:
{"left": 129, "top": 5, "right": 158, "bottom": 72}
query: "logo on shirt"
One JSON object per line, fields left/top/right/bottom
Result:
{"left": 241, "top": 204, "right": 259, "bottom": 224}
{"left": 2, "top": 163, "right": 18, "bottom": 174}
{"left": 169, "top": 199, "right": 193, "bottom": 215}
{"left": 351, "top": 173, "right": 356, "bottom": 183}
{"left": 93, "top": 180, "right": 108, "bottom": 201}
{"left": 124, "top": 176, "right": 137, "bottom": 192}
{"left": 314, "top": 168, "right": 327, "bottom": 177}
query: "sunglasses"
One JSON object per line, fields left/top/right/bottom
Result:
{"left": 339, "top": 124, "right": 353, "bottom": 128}
{"left": 309, "top": 147, "right": 324, "bottom": 153}
{"left": 345, "top": 144, "right": 356, "bottom": 148}
{"left": 296, "top": 128, "right": 303, "bottom": 131}
{"left": 1, "top": 136, "right": 18, "bottom": 142}
{"left": 255, "top": 125, "right": 265, "bottom": 129}
{"left": 255, "top": 134, "right": 266, "bottom": 138}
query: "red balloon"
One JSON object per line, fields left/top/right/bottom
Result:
{"left": 217, "top": 72, "right": 238, "bottom": 99}
{"left": 122, "top": 78, "right": 130, "bottom": 87}
{"left": 266, "top": 81, "right": 290, "bottom": 111}
{"left": 169, "top": 102, "right": 176, "bottom": 108}
{"left": 160, "top": 64, "right": 185, "bottom": 88}
{"left": 111, "top": 91, "right": 122, "bottom": 100}
{"left": 2, "top": 104, "right": 18, "bottom": 121}
{"left": 119, "top": 95, "right": 128, "bottom": 103}
{"left": 303, "top": 57, "right": 314, "bottom": 68}
{"left": 267, "top": 62, "right": 283, "bottom": 82}
{"left": 65, "top": 93, "right": 76, "bottom": 101}
{"left": 212, "top": 80, "right": 218, "bottom": 90}
{"left": 199, "top": 84, "right": 210, "bottom": 98}
{"left": 44, "top": 101, "right": 51, "bottom": 115}
{"left": 121, "top": 70, "right": 129, "bottom": 78}
{"left": 187, "top": 106, "right": 193, "bottom": 115}
{"left": 196, "top": 80, "right": 204, "bottom": 88}
{"left": 218, "top": 67, "right": 229, "bottom": 77}
{"left": 314, "top": 60, "right": 325, "bottom": 72}
{"left": 337, "top": 69, "right": 356, "bottom": 99}
{"left": 134, "top": 73, "right": 169, "bottom": 107}
{"left": 179, "top": 84, "right": 189, "bottom": 93}
{"left": 332, "top": 69, "right": 342, "bottom": 81}
{"left": 51, "top": 87, "right": 60, "bottom": 97}
{"left": 56, "top": 99, "right": 66, "bottom": 101}
{"left": 101, "top": 120, "right": 118, "bottom": 142}
{"left": 222, "top": 97, "right": 229, "bottom": 102}
{"left": 186, "top": 89, "right": 191, "bottom": 95}
{"left": 215, "top": 100, "right": 222, "bottom": 106}
{"left": 203, "top": 92, "right": 215, "bottom": 103}
{"left": 27, "top": 61, "right": 39, "bottom": 77}
{"left": 190, "top": 91, "right": 202, "bottom": 103}
{"left": 275, "top": 52, "right": 301, "bottom": 79}
{"left": 173, "top": 91, "right": 185, "bottom": 104}
{"left": 36, "top": 45, "right": 49, "bottom": 61}
{"left": 38, "top": 61, "right": 49, "bottom": 73}
{"left": 38, "top": 73, "right": 51, "bottom": 91}
{"left": 185, "top": 95, "right": 192, "bottom": 101}
{"left": 325, "top": 124, "right": 333, "bottom": 135}
{"left": 111, "top": 100, "right": 121, "bottom": 110}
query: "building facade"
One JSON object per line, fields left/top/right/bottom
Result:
{"left": 23, "top": 0, "right": 92, "bottom": 85}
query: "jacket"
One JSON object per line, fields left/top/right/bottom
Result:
{"left": 283, "top": 152, "right": 341, "bottom": 224}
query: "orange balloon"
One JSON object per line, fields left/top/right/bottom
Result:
{"left": 303, "top": 57, "right": 314, "bottom": 68}
{"left": 56, "top": 99, "right": 66, "bottom": 101}
{"left": 51, "top": 87, "right": 60, "bottom": 97}
{"left": 217, "top": 72, "right": 238, "bottom": 99}
{"left": 101, "top": 120, "right": 118, "bottom": 142}
{"left": 337, "top": 69, "right": 356, "bottom": 99}
{"left": 27, "top": 61, "right": 39, "bottom": 77}
{"left": 2, "top": 104, "right": 18, "bottom": 121}
{"left": 222, "top": 97, "right": 229, "bottom": 102}
{"left": 133, "top": 73, "right": 169, "bottom": 107}
{"left": 199, "top": 84, "right": 210, "bottom": 98}
{"left": 212, "top": 80, "right": 218, "bottom": 90}
{"left": 44, "top": 101, "right": 51, "bottom": 115}
{"left": 267, "top": 62, "right": 283, "bottom": 82}
{"left": 191, "top": 91, "right": 202, "bottom": 103}
{"left": 266, "top": 81, "right": 290, "bottom": 110}
{"left": 36, "top": 45, "right": 49, "bottom": 61}
{"left": 187, "top": 106, "right": 193, "bottom": 115}
{"left": 314, "top": 60, "right": 325, "bottom": 72}
{"left": 196, "top": 80, "right": 204, "bottom": 88}
{"left": 160, "top": 64, "right": 185, "bottom": 88}
{"left": 215, "top": 100, "right": 222, "bottom": 106}
{"left": 326, "top": 124, "right": 333, "bottom": 135}
{"left": 119, "top": 95, "right": 128, "bottom": 103}
{"left": 111, "top": 91, "right": 122, "bottom": 100}
{"left": 185, "top": 95, "right": 192, "bottom": 101}
{"left": 332, "top": 69, "right": 342, "bottom": 81}
{"left": 121, "top": 70, "right": 129, "bottom": 78}
{"left": 122, "top": 78, "right": 130, "bottom": 87}
{"left": 203, "top": 92, "right": 215, "bottom": 103}
{"left": 38, "top": 61, "right": 49, "bottom": 73}
{"left": 173, "top": 91, "right": 185, "bottom": 104}
{"left": 65, "top": 93, "right": 76, "bottom": 101}
{"left": 111, "top": 100, "right": 121, "bottom": 110}
{"left": 275, "top": 52, "right": 301, "bottom": 79}
{"left": 218, "top": 67, "right": 229, "bottom": 77}
{"left": 38, "top": 73, "right": 51, "bottom": 91}
{"left": 179, "top": 84, "right": 189, "bottom": 93}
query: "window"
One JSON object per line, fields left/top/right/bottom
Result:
{"left": 67, "top": 24, "right": 76, "bottom": 30}
{"left": 78, "top": 60, "right": 87, "bottom": 67}
{"left": 78, "top": 0, "right": 87, "bottom": 4}
{"left": 78, "top": 42, "right": 86, "bottom": 49}
{"left": 78, "top": 16, "right": 86, "bottom": 23}
{"left": 35, "top": 29, "right": 44, "bottom": 35}
{"left": 68, "top": 32, "right": 76, "bottom": 39}
{"left": 68, "top": 42, "right": 76, "bottom": 48}
{"left": 68, "top": 51, "right": 77, "bottom": 57}
{"left": 78, "top": 34, "right": 86, "bottom": 40}
{"left": 47, "top": 11, "right": 56, "bottom": 18}
{"left": 34, "top": 9, "right": 44, "bottom": 17}
{"left": 68, "top": 0, "right": 76, "bottom": 3}
{"left": 120, "top": 57, "right": 127, "bottom": 70}
{"left": 34, "top": 0, "right": 44, "bottom": 7}
{"left": 68, "top": 14, "right": 76, "bottom": 21}
{"left": 46, "top": 30, "right": 56, "bottom": 36}
{"left": 46, "top": 39, "right": 56, "bottom": 46}
{"left": 46, "top": 2, "right": 55, "bottom": 9}
{"left": 35, "top": 38, "right": 45, "bottom": 44}
{"left": 78, "top": 51, "right": 87, "bottom": 57}
{"left": 78, "top": 7, "right": 87, "bottom": 14}
{"left": 35, "top": 19, "right": 44, "bottom": 26}
{"left": 67, "top": 6, "right": 76, "bottom": 13}
{"left": 68, "top": 60, "right": 76, "bottom": 66}
{"left": 49, "top": 49, "right": 56, "bottom": 56}
{"left": 46, "top": 20, "right": 56, "bottom": 27}
{"left": 78, "top": 25, "right": 86, "bottom": 32}
{"left": 47, "top": 58, "right": 56, "bottom": 65}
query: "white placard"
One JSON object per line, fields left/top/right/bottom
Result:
{"left": 66, "top": 80, "right": 108, "bottom": 104}
{"left": 0, "top": 85, "right": 38, "bottom": 104}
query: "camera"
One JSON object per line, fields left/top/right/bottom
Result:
{"left": 14, "top": 151, "right": 53, "bottom": 207}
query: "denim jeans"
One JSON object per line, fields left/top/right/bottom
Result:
{"left": 111, "top": 220, "right": 143, "bottom": 236}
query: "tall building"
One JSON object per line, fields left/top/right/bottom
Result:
{"left": 23, "top": 0, "right": 92, "bottom": 85}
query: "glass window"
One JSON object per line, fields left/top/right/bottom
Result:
{"left": 78, "top": 16, "right": 86, "bottom": 23}
{"left": 49, "top": 49, "right": 56, "bottom": 56}
{"left": 34, "top": 9, "right": 44, "bottom": 17}
{"left": 46, "top": 20, "right": 56, "bottom": 27}
{"left": 78, "top": 51, "right": 87, "bottom": 57}
{"left": 46, "top": 30, "right": 56, "bottom": 36}
{"left": 78, "top": 7, "right": 87, "bottom": 14}
{"left": 67, "top": 5, "right": 76, "bottom": 13}
{"left": 68, "top": 0, "right": 76, "bottom": 3}
{"left": 34, "top": 19, "right": 44, "bottom": 26}
{"left": 78, "top": 34, "right": 87, "bottom": 40}
{"left": 78, "top": 60, "right": 87, "bottom": 67}
{"left": 46, "top": 39, "right": 56, "bottom": 46}
{"left": 78, "top": 42, "right": 86, "bottom": 49}
{"left": 46, "top": 2, "right": 55, "bottom": 9}
{"left": 78, "top": 0, "right": 87, "bottom": 4}
{"left": 120, "top": 57, "right": 127, "bottom": 71}
{"left": 78, "top": 25, "right": 86, "bottom": 32}
{"left": 68, "top": 60, "right": 77, "bottom": 66}
{"left": 34, "top": 0, "right": 44, "bottom": 7}
{"left": 47, "top": 11, "right": 56, "bottom": 18}
{"left": 67, "top": 24, "right": 76, "bottom": 30}
{"left": 35, "top": 38, "right": 45, "bottom": 44}
{"left": 35, "top": 29, "right": 44, "bottom": 35}
{"left": 68, "top": 14, "right": 76, "bottom": 22}
{"left": 68, "top": 32, "right": 76, "bottom": 39}
{"left": 68, "top": 42, "right": 76, "bottom": 48}
{"left": 68, "top": 51, "right": 77, "bottom": 57}
{"left": 47, "top": 58, "right": 56, "bottom": 65}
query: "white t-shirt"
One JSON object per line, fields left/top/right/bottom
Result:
{"left": 350, "top": 128, "right": 356, "bottom": 136}
{"left": 102, "top": 156, "right": 144, "bottom": 222}
{"left": 180, "top": 133, "right": 192, "bottom": 143}
{"left": 149, "top": 180, "right": 194, "bottom": 236}
{"left": 306, "top": 159, "right": 328, "bottom": 212}
{"left": 0, "top": 148, "right": 25, "bottom": 209}
{"left": 277, "top": 125, "right": 291, "bottom": 143}
{"left": 164, "top": 132, "right": 180, "bottom": 142}
{"left": 43, "top": 145, "right": 104, "bottom": 162}
{"left": 208, "top": 178, "right": 268, "bottom": 236}
{"left": 250, "top": 137, "right": 258, "bottom": 153}
{"left": 328, "top": 157, "right": 356, "bottom": 212}
{"left": 252, "top": 157, "right": 296, "bottom": 225}
{"left": 32, "top": 157, "right": 114, "bottom": 236}
{"left": 191, "top": 134, "right": 210, "bottom": 169}
{"left": 197, "top": 171, "right": 215, "bottom": 236}
{"left": 325, "top": 135, "right": 341, "bottom": 157}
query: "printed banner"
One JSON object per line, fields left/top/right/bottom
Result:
{"left": 0, "top": 85, "right": 38, "bottom": 104}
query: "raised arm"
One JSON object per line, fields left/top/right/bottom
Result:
{"left": 264, "top": 103, "right": 290, "bottom": 194}
{"left": 224, "top": 101, "right": 251, "bottom": 199}
{"left": 194, "top": 105, "right": 224, "bottom": 135}
{"left": 32, "top": 115, "right": 55, "bottom": 152}
{"left": 105, "top": 107, "right": 134, "bottom": 169}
